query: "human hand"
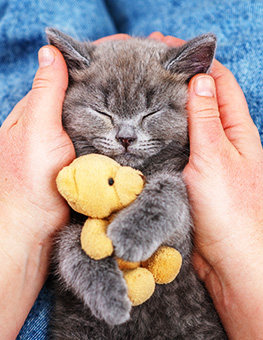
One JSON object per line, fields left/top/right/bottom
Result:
{"left": 184, "top": 65, "right": 263, "bottom": 339}
{"left": 0, "top": 46, "right": 75, "bottom": 247}
{"left": 0, "top": 33, "right": 131, "bottom": 339}
{"left": 150, "top": 32, "right": 263, "bottom": 339}
{"left": 0, "top": 45, "right": 75, "bottom": 338}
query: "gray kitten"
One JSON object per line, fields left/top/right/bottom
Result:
{"left": 46, "top": 28, "right": 227, "bottom": 339}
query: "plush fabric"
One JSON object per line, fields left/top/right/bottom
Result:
{"left": 0, "top": 1, "right": 261, "bottom": 338}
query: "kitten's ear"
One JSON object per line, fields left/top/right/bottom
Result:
{"left": 164, "top": 33, "right": 216, "bottom": 82}
{"left": 45, "top": 27, "right": 93, "bottom": 74}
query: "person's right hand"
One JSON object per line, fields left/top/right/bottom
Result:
{"left": 0, "top": 45, "right": 76, "bottom": 339}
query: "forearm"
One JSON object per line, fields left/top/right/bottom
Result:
{"left": 0, "top": 208, "right": 52, "bottom": 339}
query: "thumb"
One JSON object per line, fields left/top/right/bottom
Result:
{"left": 25, "top": 45, "right": 68, "bottom": 129}
{"left": 187, "top": 75, "right": 229, "bottom": 160}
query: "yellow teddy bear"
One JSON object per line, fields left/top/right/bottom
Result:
{"left": 56, "top": 154, "right": 182, "bottom": 306}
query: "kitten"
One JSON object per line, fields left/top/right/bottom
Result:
{"left": 46, "top": 28, "right": 228, "bottom": 339}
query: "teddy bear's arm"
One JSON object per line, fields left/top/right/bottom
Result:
{"left": 81, "top": 218, "right": 114, "bottom": 260}
{"left": 107, "top": 171, "right": 192, "bottom": 263}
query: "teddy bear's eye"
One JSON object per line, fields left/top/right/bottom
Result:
{"left": 108, "top": 178, "right": 114, "bottom": 186}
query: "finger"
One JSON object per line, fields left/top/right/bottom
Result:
{"left": 148, "top": 32, "right": 165, "bottom": 41}
{"left": 187, "top": 74, "right": 230, "bottom": 159}
{"left": 149, "top": 32, "right": 185, "bottom": 47}
{"left": 211, "top": 61, "right": 252, "bottom": 128}
{"left": 162, "top": 35, "right": 185, "bottom": 47}
{"left": 93, "top": 34, "right": 130, "bottom": 45}
{"left": 24, "top": 45, "right": 68, "bottom": 129}
{"left": 210, "top": 61, "right": 262, "bottom": 155}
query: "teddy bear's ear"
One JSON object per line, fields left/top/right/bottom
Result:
{"left": 56, "top": 166, "right": 78, "bottom": 206}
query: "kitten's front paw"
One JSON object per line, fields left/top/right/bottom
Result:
{"left": 86, "top": 263, "right": 132, "bottom": 325}
{"left": 98, "top": 289, "right": 131, "bottom": 326}
{"left": 108, "top": 214, "right": 159, "bottom": 262}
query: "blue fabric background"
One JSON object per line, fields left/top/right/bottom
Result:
{"left": 0, "top": 0, "right": 261, "bottom": 338}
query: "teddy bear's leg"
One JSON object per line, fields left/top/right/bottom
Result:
{"left": 116, "top": 257, "right": 141, "bottom": 270}
{"left": 142, "top": 246, "right": 182, "bottom": 284}
{"left": 122, "top": 267, "right": 155, "bottom": 306}
{"left": 81, "top": 218, "right": 114, "bottom": 260}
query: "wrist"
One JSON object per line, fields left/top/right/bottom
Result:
{"left": 0, "top": 199, "right": 56, "bottom": 282}
{"left": 199, "top": 244, "right": 263, "bottom": 339}
{"left": 0, "top": 204, "right": 54, "bottom": 338}
{"left": 215, "top": 268, "right": 263, "bottom": 340}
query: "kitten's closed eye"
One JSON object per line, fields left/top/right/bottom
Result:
{"left": 93, "top": 109, "right": 113, "bottom": 122}
{"left": 142, "top": 109, "right": 162, "bottom": 121}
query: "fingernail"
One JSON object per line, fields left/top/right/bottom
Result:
{"left": 38, "top": 47, "right": 55, "bottom": 68}
{"left": 194, "top": 76, "right": 215, "bottom": 97}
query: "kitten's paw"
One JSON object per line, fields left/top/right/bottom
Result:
{"left": 99, "top": 291, "right": 131, "bottom": 325}
{"left": 108, "top": 217, "right": 159, "bottom": 262}
{"left": 85, "top": 265, "right": 132, "bottom": 325}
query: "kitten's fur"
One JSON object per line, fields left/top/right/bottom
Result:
{"left": 46, "top": 28, "right": 227, "bottom": 339}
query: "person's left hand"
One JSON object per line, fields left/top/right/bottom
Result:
{"left": 149, "top": 32, "right": 263, "bottom": 339}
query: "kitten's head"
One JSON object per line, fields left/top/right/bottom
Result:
{"left": 46, "top": 28, "right": 216, "bottom": 168}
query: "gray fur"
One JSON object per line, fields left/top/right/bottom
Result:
{"left": 46, "top": 28, "right": 227, "bottom": 339}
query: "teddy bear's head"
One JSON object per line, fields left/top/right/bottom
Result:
{"left": 56, "top": 154, "right": 145, "bottom": 218}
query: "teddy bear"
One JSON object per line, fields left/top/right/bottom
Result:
{"left": 56, "top": 153, "right": 182, "bottom": 306}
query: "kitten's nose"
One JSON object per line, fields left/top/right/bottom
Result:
{"left": 117, "top": 137, "right": 136, "bottom": 149}
{"left": 116, "top": 125, "right": 137, "bottom": 150}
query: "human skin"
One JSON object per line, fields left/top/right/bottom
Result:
{"left": 150, "top": 32, "right": 263, "bottom": 339}
{"left": 0, "top": 46, "right": 75, "bottom": 338}
{"left": 1, "top": 32, "right": 263, "bottom": 339}
{"left": 186, "top": 72, "right": 263, "bottom": 339}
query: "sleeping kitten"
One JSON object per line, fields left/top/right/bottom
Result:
{"left": 46, "top": 28, "right": 228, "bottom": 339}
